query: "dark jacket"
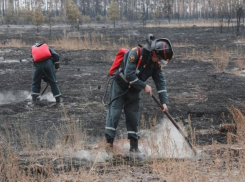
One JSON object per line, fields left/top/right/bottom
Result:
{"left": 121, "top": 47, "right": 168, "bottom": 104}
{"left": 32, "top": 48, "right": 60, "bottom": 69}
{"left": 49, "top": 48, "right": 60, "bottom": 69}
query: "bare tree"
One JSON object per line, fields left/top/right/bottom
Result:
{"left": 60, "top": 0, "right": 66, "bottom": 16}
{"left": 47, "top": 0, "right": 53, "bottom": 37}
{"left": 236, "top": 5, "right": 244, "bottom": 36}
{"left": 0, "top": 0, "right": 3, "bottom": 17}
{"left": 217, "top": 0, "right": 226, "bottom": 33}
{"left": 163, "top": 0, "right": 173, "bottom": 23}
{"left": 138, "top": 0, "right": 147, "bottom": 27}
{"left": 151, "top": 2, "right": 161, "bottom": 25}
{"left": 188, "top": 0, "right": 191, "bottom": 19}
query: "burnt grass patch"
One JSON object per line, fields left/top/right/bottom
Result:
{"left": 1, "top": 25, "right": 244, "bottom": 145}
{"left": 1, "top": 24, "right": 245, "bottom": 180}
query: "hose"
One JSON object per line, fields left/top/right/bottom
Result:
{"left": 102, "top": 76, "right": 129, "bottom": 106}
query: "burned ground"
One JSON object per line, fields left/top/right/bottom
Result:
{"left": 0, "top": 23, "right": 245, "bottom": 181}
{"left": 1, "top": 24, "right": 243, "bottom": 145}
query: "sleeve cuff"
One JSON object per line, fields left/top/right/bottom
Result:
{"left": 159, "top": 95, "right": 168, "bottom": 105}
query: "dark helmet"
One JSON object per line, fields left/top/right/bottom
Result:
{"left": 151, "top": 38, "right": 173, "bottom": 63}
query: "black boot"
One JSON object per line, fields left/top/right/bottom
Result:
{"left": 28, "top": 95, "right": 38, "bottom": 107}
{"left": 106, "top": 138, "right": 114, "bottom": 148}
{"left": 129, "top": 139, "right": 140, "bottom": 153}
{"left": 55, "top": 96, "right": 61, "bottom": 103}
{"left": 105, "top": 138, "right": 114, "bottom": 153}
{"left": 32, "top": 95, "right": 38, "bottom": 103}
{"left": 129, "top": 139, "right": 145, "bottom": 160}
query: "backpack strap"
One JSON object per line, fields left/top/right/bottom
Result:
{"left": 136, "top": 46, "right": 142, "bottom": 68}
{"left": 136, "top": 46, "right": 143, "bottom": 74}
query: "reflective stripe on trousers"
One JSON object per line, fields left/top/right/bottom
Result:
{"left": 105, "top": 79, "right": 141, "bottom": 140}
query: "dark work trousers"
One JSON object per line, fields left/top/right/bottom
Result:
{"left": 105, "top": 79, "right": 141, "bottom": 140}
{"left": 31, "top": 59, "right": 61, "bottom": 97}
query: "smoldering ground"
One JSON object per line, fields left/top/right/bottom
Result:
{"left": 0, "top": 91, "right": 56, "bottom": 105}
{"left": 0, "top": 91, "right": 31, "bottom": 105}
{"left": 1, "top": 24, "right": 245, "bottom": 181}
{"left": 12, "top": 117, "right": 196, "bottom": 173}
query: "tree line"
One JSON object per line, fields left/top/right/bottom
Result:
{"left": 0, "top": 0, "right": 245, "bottom": 28}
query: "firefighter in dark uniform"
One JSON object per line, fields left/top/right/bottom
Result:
{"left": 31, "top": 43, "right": 61, "bottom": 104}
{"left": 105, "top": 34, "right": 173, "bottom": 153}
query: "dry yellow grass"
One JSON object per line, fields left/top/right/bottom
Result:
{"left": 232, "top": 50, "right": 245, "bottom": 70}
{"left": 0, "top": 30, "right": 129, "bottom": 50}
{"left": 173, "top": 42, "right": 195, "bottom": 48}
{"left": 146, "top": 21, "right": 221, "bottom": 28}
{"left": 176, "top": 43, "right": 232, "bottom": 73}
{"left": 211, "top": 47, "right": 230, "bottom": 73}
{"left": 13, "top": 30, "right": 25, "bottom": 35}
{"left": 51, "top": 31, "right": 129, "bottom": 51}
{"left": 0, "top": 39, "right": 27, "bottom": 47}
{"left": 1, "top": 103, "right": 245, "bottom": 181}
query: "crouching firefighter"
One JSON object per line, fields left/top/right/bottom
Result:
{"left": 30, "top": 43, "right": 61, "bottom": 105}
{"left": 104, "top": 34, "right": 174, "bottom": 154}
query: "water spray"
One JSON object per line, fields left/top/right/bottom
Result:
{"left": 151, "top": 93, "right": 197, "bottom": 155}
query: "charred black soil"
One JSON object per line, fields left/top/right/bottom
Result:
{"left": 0, "top": 24, "right": 244, "bottom": 148}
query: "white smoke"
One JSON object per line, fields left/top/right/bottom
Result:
{"left": 139, "top": 118, "right": 194, "bottom": 158}
{"left": 1, "top": 60, "right": 20, "bottom": 63}
{"left": 67, "top": 118, "right": 194, "bottom": 163}
{"left": 112, "top": 118, "right": 194, "bottom": 159}
{"left": 74, "top": 150, "right": 112, "bottom": 163}
{"left": 40, "top": 92, "right": 56, "bottom": 102}
{"left": 0, "top": 91, "right": 56, "bottom": 105}
{"left": 0, "top": 91, "right": 31, "bottom": 105}
{"left": 58, "top": 146, "right": 113, "bottom": 163}
{"left": 0, "top": 59, "right": 29, "bottom": 63}
{"left": 0, "top": 69, "right": 14, "bottom": 75}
